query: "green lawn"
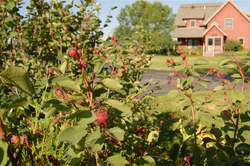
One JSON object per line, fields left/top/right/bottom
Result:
{"left": 148, "top": 55, "right": 250, "bottom": 75}
{"left": 151, "top": 90, "right": 250, "bottom": 143}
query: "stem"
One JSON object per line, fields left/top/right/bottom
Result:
{"left": 232, "top": 108, "right": 240, "bottom": 149}
{"left": 189, "top": 95, "right": 198, "bottom": 162}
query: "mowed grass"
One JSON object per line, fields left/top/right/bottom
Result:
{"left": 148, "top": 55, "right": 250, "bottom": 75}
{"left": 151, "top": 90, "right": 250, "bottom": 143}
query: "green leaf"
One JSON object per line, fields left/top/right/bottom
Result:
{"left": 186, "top": 127, "right": 196, "bottom": 135}
{"left": 148, "top": 131, "right": 159, "bottom": 143}
{"left": 58, "top": 125, "right": 87, "bottom": 145}
{"left": 106, "top": 127, "right": 125, "bottom": 141}
{"left": 4, "top": 17, "right": 13, "bottom": 23}
{"left": 104, "top": 99, "right": 132, "bottom": 116}
{"left": 245, "top": 61, "right": 250, "bottom": 66}
{"left": 7, "top": 2, "right": 15, "bottom": 10}
{"left": 198, "top": 82, "right": 208, "bottom": 90}
{"left": 102, "top": 78, "right": 125, "bottom": 95}
{"left": 7, "top": 98, "right": 26, "bottom": 109}
{"left": 107, "top": 154, "right": 129, "bottom": 166}
{"left": 0, "top": 140, "right": 9, "bottom": 166}
{"left": 59, "top": 61, "right": 67, "bottom": 74}
{"left": 111, "top": 6, "right": 117, "bottom": 10}
{"left": 85, "top": 136, "right": 104, "bottom": 153}
{"left": 9, "top": 31, "right": 19, "bottom": 38}
{"left": 123, "top": 40, "right": 134, "bottom": 46}
{"left": 172, "top": 121, "right": 182, "bottom": 130}
{"left": 103, "top": 41, "right": 114, "bottom": 47}
{"left": 0, "top": 67, "right": 34, "bottom": 96}
{"left": 141, "top": 156, "right": 156, "bottom": 166}
{"left": 94, "top": 62, "right": 106, "bottom": 74}
{"left": 235, "top": 143, "right": 250, "bottom": 155}
{"left": 217, "top": 58, "right": 233, "bottom": 68}
{"left": 168, "top": 90, "right": 178, "bottom": 98}
{"left": 220, "top": 64, "right": 237, "bottom": 69}
{"left": 93, "top": 4, "right": 102, "bottom": 11}
{"left": 231, "top": 92, "right": 245, "bottom": 101}
{"left": 75, "top": 3, "right": 81, "bottom": 8}
{"left": 54, "top": 79, "right": 81, "bottom": 92}
{"left": 213, "top": 86, "right": 227, "bottom": 91}
{"left": 78, "top": 111, "right": 97, "bottom": 125}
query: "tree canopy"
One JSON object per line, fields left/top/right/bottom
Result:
{"left": 113, "top": 0, "right": 176, "bottom": 52}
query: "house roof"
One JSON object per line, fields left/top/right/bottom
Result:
{"left": 174, "top": 3, "right": 223, "bottom": 26}
{"left": 172, "top": 28, "right": 206, "bottom": 38}
{"left": 202, "top": 22, "right": 227, "bottom": 36}
{"left": 203, "top": 0, "right": 250, "bottom": 25}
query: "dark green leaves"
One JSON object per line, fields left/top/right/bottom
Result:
{"left": 58, "top": 126, "right": 87, "bottom": 145}
{"left": 0, "top": 67, "right": 34, "bottom": 96}
{"left": 106, "top": 127, "right": 125, "bottom": 141}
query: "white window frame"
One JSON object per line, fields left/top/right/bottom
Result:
{"left": 238, "top": 37, "right": 245, "bottom": 46}
{"left": 190, "top": 20, "right": 196, "bottom": 27}
{"left": 225, "top": 18, "right": 233, "bottom": 30}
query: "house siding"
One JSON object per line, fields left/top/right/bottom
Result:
{"left": 207, "top": 2, "right": 250, "bottom": 48}
{"left": 184, "top": 19, "right": 203, "bottom": 28}
{"left": 204, "top": 26, "right": 225, "bottom": 47}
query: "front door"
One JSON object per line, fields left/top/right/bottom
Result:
{"left": 207, "top": 38, "right": 213, "bottom": 52}
{"left": 206, "top": 37, "right": 222, "bottom": 52}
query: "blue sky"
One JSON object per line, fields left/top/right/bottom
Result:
{"left": 20, "top": 0, "right": 250, "bottom": 39}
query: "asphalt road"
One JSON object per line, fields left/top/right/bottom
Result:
{"left": 141, "top": 69, "right": 248, "bottom": 96}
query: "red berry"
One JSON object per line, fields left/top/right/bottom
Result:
{"left": 110, "top": 36, "right": 114, "bottom": 40}
{"left": 181, "top": 54, "right": 186, "bottom": 58}
{"left": 174, "top": 72, "right": 178, "bottom": 76}
{"left": 220, "top": 71, "right": 225, "bottom": 76}
{"left": 11, "top": 135, "right": 20, "bottom": 144}
{"left": 77, "top": 62, "right": 83, "bottom": 70}
{"left": 134, "top": 126, "right": 140, "bottom": 131}
{"left": 206, "top": 148, "right": 211, "bottom": 153}
{"left": 54, "top": 118, "right": 59, "bottom": 123}
{"left": 233, "top": 114, "right": 237, "bottom": 118}
{"left": 95, "top": 49, "right": 100, "bottom": 54}
{"left": 184, "top": 156, "right": 191, "bottom": 162}
{"left": 167, "top": 76, "right": 172, "bottom": 81}
{"left": 109, "top": 137, "right": 115, "bottom": 142}
{"left": 133, "top": 46, "right": 136, "bottom": 50}
{"left": 169, "top": 59, "right": 174, "bottom": 63}
{"left": 182, "top": 58, "right": 186, "bottom": 61}
{"left": 53, "top": 85, "right": 57, "bottom": 88}
{"left": 73, "top": 37, "right": 77, "bottom": 41}
{"left": 176, "top": 50, "right": 181, "bottom": 53}
{"left": 212, "top": 124, "right": 215, "bottom": 128}
{"left": 124, "top": 64, "right": 129, "bottom": 69}
{"left": 92, "top": 50, "right": 96, "bottom": 54}
{"left": 113, "top": 70, "right": 117, "bottom": 74}
{"left": 213, "top": 68, "right": 217, "bottom": 73}
{"left": 48, "top": 68, "right": 54, "bottom": 74}
{"left": 68, "top": 48, "right": 78, "bottom": 57}
{"left": 95, "top": 110, "right": 108, "bottom": 123}
{"left": 55, "top": 90, "right": 62, "bottom": 96}
{"left": 223, "top": 110, "right": 229, "bottom": 115}
{"left": 160, "top": 120, "right": 164, "bottom": 124}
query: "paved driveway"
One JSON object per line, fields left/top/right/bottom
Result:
{"left": 141, "top": 69, "right": 247, "bottom": 96}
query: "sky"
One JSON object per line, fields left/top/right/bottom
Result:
{"left": 20, "top": 0, "right": 250, "bottom": 39}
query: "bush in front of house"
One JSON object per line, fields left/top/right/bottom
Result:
{"left": 223, "top": 39, "right": 244, "bottom": 52}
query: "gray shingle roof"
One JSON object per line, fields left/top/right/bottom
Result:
{"left": 172, "top": 28, "right": 206, "bottom": 38}
{"left": 174, "top": 3, "right": 223, "bottom": 26}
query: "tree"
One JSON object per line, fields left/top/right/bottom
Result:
{"left": 113, "top": 0, "right": 176, "bottom": 55}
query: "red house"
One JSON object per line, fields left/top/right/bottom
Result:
{"left": 173, "top": 0, "right": 250, "bottom": 57}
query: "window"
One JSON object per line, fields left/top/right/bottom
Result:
{"left": 187, "top": 39, "right": 199, "bottom": 48}
{"left": 208, "top": 38, "right": 213, "bottom": 45}
{"left": 239, "top": 38, "right": 244, "bottom": 45}
{"left": 191, "top": 20, "right": 195, "bottom": 27}
{"left": 215, "top": 38, "right": 221, "bottom": 46}
{"left": 225, "top": 19, "right": 232, "bottom": 29}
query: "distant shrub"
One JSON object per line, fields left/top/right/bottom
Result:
{"left": 223, "top": 40, "right": 243, "bottom": 52}
{"left": 234, "top": 51, "right": 248, "bottom": 56}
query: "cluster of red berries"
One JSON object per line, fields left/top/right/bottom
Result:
{"left": 93, "top": 49, "right": 100, "bottom": 54}
{"left": 166, "top": 59, "right": 174, "bottom": 66}
{"left": 110, "top": 36, "right": 119, "bottom": 44}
